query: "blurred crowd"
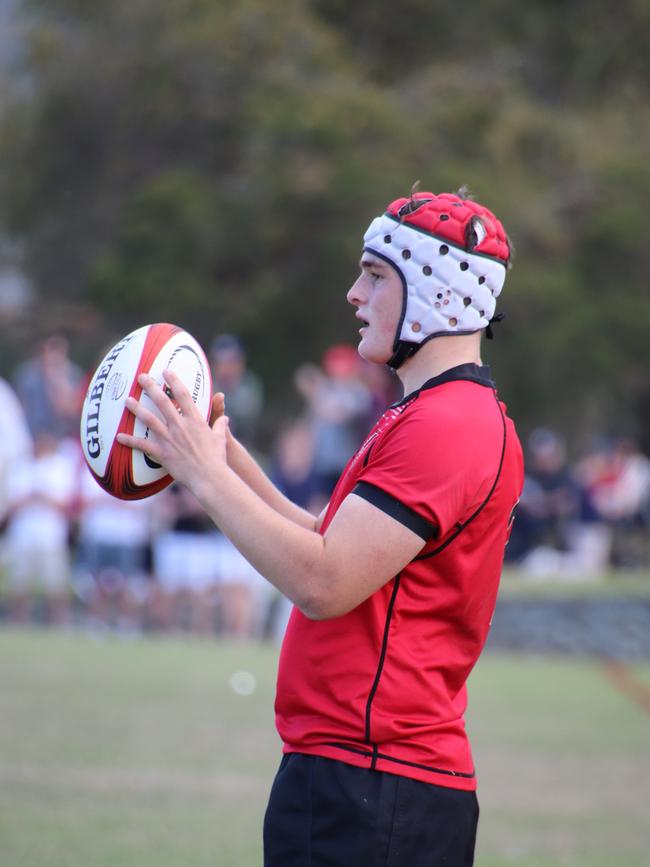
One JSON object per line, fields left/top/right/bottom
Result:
{"left": 506, "top": 428, "right": 650, "bottom": 579}
{"left": 1, "top": 333, "right": 649, "bottom": 636}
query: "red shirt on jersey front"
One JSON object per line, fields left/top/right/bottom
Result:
{"left": 275, "top": 363, "right": 524, "bottom": 791}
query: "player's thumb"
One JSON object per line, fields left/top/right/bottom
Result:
{"left": 209, "top": 392, "right": 226, "bottom": 428}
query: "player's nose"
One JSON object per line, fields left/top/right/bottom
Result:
{"left": 347, "top": 273, "right": 367, "bottom": 307}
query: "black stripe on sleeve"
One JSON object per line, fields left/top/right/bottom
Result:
{"left": 353, "top": 481, "right": 436, "bottom": 541}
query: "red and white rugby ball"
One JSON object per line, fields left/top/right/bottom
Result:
{"left": 80, "top": 323, "right": 213, "bottom": 500}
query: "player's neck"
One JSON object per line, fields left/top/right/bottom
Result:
{"left": 396, "top": 334, "right": 483, "bottom": 396}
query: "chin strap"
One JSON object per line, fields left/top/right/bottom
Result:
{"left": 386, "top": 341, "right": 418, "bottom": 370}
{"left": 485, "top": 312, "right": 506, "bottom": 340}
{"left": 388, "top": 312, "right": 507, "bottom": 368}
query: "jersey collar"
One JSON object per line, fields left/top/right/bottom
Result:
{"left": 393, "top": 363, "right": 495, "bottom": 407}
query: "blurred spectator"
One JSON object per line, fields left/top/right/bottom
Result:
{"left": 3, "top": 432, "right": 76, "bottom": 625}
{"left": 13, "top": 334, "right": 84, "bottom": 440}
{"left": 210, "top": 334, "right": 263, "bottom": 448}
{"left": 73, "top": 465, "right": 153, "bottom": 633}
{"left": 271, "top": 419, "right": 318, "bottom": 511}
{"left": 214, "top": 533, "right": 268, "bottom": 640}
{"left": 151, "top": 484, "right": 221, "bottom": 635}
{"left": 510, "top": 428, "right": 611, "bottom": 579}
{"left": 514, "top": 428, "right": 580, "bottom": 550}
{"left": 577, "top": 437, "right": 650, "bottom": 568}
{"left": 578, "top": 437, "right": 650, "bottom": 523}
{"left": 295, "top": 344, "right": 372, "bottom": 502}
{"left": 0, "top": 376, "right": 33, "bottom": 525}
{"left": 267, "top": 419, "right": 320, "bottom": 641}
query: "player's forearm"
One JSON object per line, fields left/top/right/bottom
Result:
{"left": 226, "top": 434, "right": 317, "bottom": 531}
{"left": 193, "top": 466, "right": 329, "bottom": 617}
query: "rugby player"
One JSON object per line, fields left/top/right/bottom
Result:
{"left": 120, "top": 188, "right": 524, "bottom": 866}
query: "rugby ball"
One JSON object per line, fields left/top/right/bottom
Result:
{"left": 80, "top": 323, "right": 213, "bottom": 500}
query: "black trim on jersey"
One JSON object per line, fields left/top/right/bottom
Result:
{"left": 353, "top": 481, "right": 436, "bottom": 541}
{"left": 364, "top": 573, "right": 402, "bottom": 765}
{"left": 413, "top": 389, "right": 507, "bottom": 562}
{"left": 323, "top": 742, "right": 476, "bottom": 780}
{"left": 362, "top": 441, "right": 376, "bottom": 469}
{"left": 392, "top": 363, "right": 495, "bottom": 409}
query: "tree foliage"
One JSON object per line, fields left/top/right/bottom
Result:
{"left": 0, "top": 0, "right": 648, "bottom": 447}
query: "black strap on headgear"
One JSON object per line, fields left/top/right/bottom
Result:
{"left": 485, "top": 312, "right": 506, "bottom": 340}
{"left": 387, "top": 341, "right": 418, "bottom": 370}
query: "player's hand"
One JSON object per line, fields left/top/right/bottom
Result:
{"left": 117, "top": 369, "right": 230, "bottom": 494}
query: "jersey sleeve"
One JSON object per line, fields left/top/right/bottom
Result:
{"left": 353, "top": 402, "right": 496, "bottom": 540}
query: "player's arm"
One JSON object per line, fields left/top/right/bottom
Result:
{"left": 225, "top": 430, "right": 327, "bottom": 532}
{"left": 210, "top": 392, "right": 322, "bottom": 532}
{"left": 119, "top": 372, "right": 422, "bottom": 618}
{"left": 194, "top": 480, "right": 423, "bottom": 619}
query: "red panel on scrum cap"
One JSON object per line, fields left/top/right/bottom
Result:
{"left": 385, "top": 192, "right": 510, "bottom": 264}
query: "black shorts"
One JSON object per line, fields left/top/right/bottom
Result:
{"left": 263, "top": 753, "right": 479, "bottom": 867}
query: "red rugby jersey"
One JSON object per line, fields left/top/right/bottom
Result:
{"left": 275, "top": 364, "right": 523, "bottom": 791}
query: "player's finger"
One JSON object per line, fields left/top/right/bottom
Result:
{"left": 116, "top": 430, "right": 162, "bottom": 463}
{"left": 161, "top": 368, "right": 202, "bottom": 419}
{"left": 209, "top": 392, "right": 225, "bottom": 427}
{"left": 136, "top": 373, "right": 181, "bottom": 425}
{"left": 123, "top": 395, "right": 168, "bottom": 438}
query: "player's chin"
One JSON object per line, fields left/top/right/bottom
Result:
{"left": 358, "top": 336, "right": 391, "bottom": 366}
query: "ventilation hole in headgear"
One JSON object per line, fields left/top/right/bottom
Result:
{"left": 439, "top": 245, "right": 449, "bottom": 255}
{"left": 446, "top": 289, "right": 451, "bottom": 295}
{"left": 443, "top": 299, "right": 449, "bottom": 306}
{"left": 449, "top": 317, "right": 458, "bottom": 327}
{"left": 434, "top": 302, "right": 441, "bottom": 309}
{"left": 402, "top": 249, "right": 411, "bottom": 260}
{"left": 436, "top": 292, "right": 443, "bottom": 299}
{"left": 384, "top": 234, "right": 392, "bottom": 244}
{"left": 460, "top": 262, "right": 469, "bottom": 271}
{"left": 412, "top": 322, "right": 421, "bottom": 333}
{"left": 480, "top": 310, "right": 485, "bottom": 317}
{"left": 463, "top": 297, "right": 471, "bottom": 307}
{"left": 478, "top": 276, "right": 486, "bottom": 285}
{"left": 423, "top": 265, "right": 432, "bottom": 276}
{"left": 439, "top": 214, "right": 450, "bottom": 221}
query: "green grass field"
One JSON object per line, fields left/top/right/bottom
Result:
{"left": 1, "top": 629, "right": 649, "bottom": 867}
